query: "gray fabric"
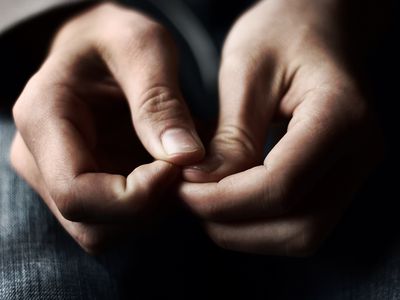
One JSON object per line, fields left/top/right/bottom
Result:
{"left": 1, "top": 107, "right": 400, "bottom": 300}
{"left": 0, "top": 0, "right": 93, "bottom": 33}
{"left": 0, "top": 0, "right": 399, "bottom": 299}
{"left": 0, "top": 113, "right": 119, "bottom": 299}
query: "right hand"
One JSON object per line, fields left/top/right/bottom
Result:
{"left": 10, "top": 3, "right": 204, "bottom": 253}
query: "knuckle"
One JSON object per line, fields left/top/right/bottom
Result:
{"left": 12, "top": 70, "right": 61, "bottom": 136}
{"left": 220, "top": 46, "right": 272, "bottom": 85}
{"left": 102, "top": 13, "right": 171, "bottom": 53}
{"left": 96, "top": 1, "right": 119, "bottom": 13}
{"left": 220, "top": 50, "right": 258, "bottom": 80}
{"left": 12, "top": 74, "right": 42, "bottom": 130}
{"left": 123, "top": 164, "right": 169, "bottom": 213}
{"left": 138, "top": 21, "right": 171, "bottom": 43}
{"left": 262, "top": 173, "right": 297, "bottom": 215}
{"left": 136, "top": 86, "right": 188, "bottom": 124}
{"left": 51, "top": 184, "right": 83, "bottom": 221}
{"left": 125, "top": 168, "right": 152, "bottom": 204}
{"left": 213, "top": 124, "right": 259, "bottom": 159}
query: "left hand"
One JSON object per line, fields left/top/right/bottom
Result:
{"left": 179, "top": 0, "right": 383, "bottom": 256}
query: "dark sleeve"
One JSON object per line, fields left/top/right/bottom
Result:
{"left": 0, "top": 1, "right": 98, "bottom": 109}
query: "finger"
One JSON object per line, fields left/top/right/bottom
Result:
{"left": 90, "top": 5, "right": 204, "bottom": 165}
{"left": 13, "top": 77, "right": 179, "bottom": 222}
{"left": 181, "top": 166, "right": 283, "bottom": 222}
{"left": 180, "top": 87, "right": 369, "bottom": 221}
{"left": 204, "top": 214, "right": 327, "bottom": 257}
{"left": 183, "top": 50, "right": 280, "bottom": 182}
{"left": 202, "top": 152, "right": 371, "bottom": 256}
{"left": 10, "top": 132, "right": 123, "bottom": 254}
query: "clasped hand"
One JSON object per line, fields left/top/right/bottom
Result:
{"left": 11, "top": 1, "right": 382, "bottom": 255}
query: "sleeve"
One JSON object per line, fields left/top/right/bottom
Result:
{"left": 0, "top": 0, "right": 97, "bottom": 34}
{"left": 0, "top": 0, "right": 99, "bottom": 108}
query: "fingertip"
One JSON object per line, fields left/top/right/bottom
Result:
{"left": 150, "top": 159, "right": 175, "bottom": 169}
{"left": 183, "top": 154, "right": 224, "bottom": 182}
{"left": 147, "top": 159, "right": 180, "bottom": 181}
{"left": 166, "top": 149, "right": 206, "bottom": 166}
{"left": 161, "top": 128, "right": 205, "bottom": 166}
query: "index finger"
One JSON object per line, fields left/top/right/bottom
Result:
{"left": 180, "top": 88, "right": 366, "bottom": 221}
{"left": 13, "top": 71, "right": 178, "bottom": 223}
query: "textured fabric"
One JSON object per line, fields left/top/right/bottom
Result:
{"left": 0, "top": 113, "right": 120, "bottom": 299}
{"left": 1, "top": 0, "right": 400, "bottom": 299}
{"left": 1, "top": 108, "right": 400, "bottom": 300}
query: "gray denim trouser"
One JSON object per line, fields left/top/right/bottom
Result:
{"left": 0, "top": 114, "right": 118, "bottom": 299}
{"left": 1, "top": 0, "right": 400, "bottom": 298}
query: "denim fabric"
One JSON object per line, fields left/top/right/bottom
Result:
{"left": 1, "top": 108, "right": 400, "bottom": 300}
{"left": 1, "top": 0, "right": 400, "bottom": 299}
{"left": 0, "top": 113, "right": 120, "bottom": 299}
{"left": 1, "top": 69, "right": 400, "bottom": 299}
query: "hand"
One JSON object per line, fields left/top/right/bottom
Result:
{"left": 180, "top": 0, "right": 383, "bottom": 256}
{"left": 10, "top": 3, "right": 204, "bottom": 253}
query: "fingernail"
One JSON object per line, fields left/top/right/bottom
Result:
{"left": 161, "top": 128, "right": 202, "bottom": 156}
{"left": 186, "top": 154, "right": 224, "bottom": 173}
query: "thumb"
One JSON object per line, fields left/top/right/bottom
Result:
{"left": 95, "top": 7, "right": 204, "bottom": 165}
{"left": 184, "top": 53, "right": 277, "bottom": 182}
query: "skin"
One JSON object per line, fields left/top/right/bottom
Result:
{"left": 10, "top": 0, "right": 383, "bottom": 255}
{"left": 180, "top": 0, "right": 383, "bottom": 256}
{"left": 10, "top": 3, "right": 205, "bottom": 253}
